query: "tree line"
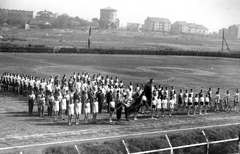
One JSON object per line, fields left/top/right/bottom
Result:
{"left": 0, "top": 13, "right": 99, "bottom": 29}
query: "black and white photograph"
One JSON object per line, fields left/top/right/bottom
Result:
{"left": 0, "top": 0, "right": 240, "bottom": 154}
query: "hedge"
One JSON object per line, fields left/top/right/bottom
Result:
{"left": 1, "top": 47, "right": 240, "bottom": 59}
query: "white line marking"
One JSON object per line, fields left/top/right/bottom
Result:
{"left": 9, "top": 101, "right": 26, "bottom": 102}
{"left": 75, "top": 145, "right": 80, "bottom": 154}
{"left": 0, "top": 122, "right": 240, "bottom": 151}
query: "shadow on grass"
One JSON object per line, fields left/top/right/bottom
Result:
{"left": 20, "top": 117, "right": 53, "bottom": 122}
{"left": 4, "top": 111, "right": 41, "bottom": 117}
{"left": 33, "top": 119, "right": 131, "bottom": 127}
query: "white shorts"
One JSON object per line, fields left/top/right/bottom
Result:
{"left": 68, "top": 104, "right": 74, "bottom": 115}
{"left": 93, "top": 102, "right": 99, "bottom": 113}
{"left": 61, "top": 100, "right": 66, "bottom": 110}
{"left": 156, "top": 102, "right": 161, "bottom": 109}
{"left": 75, "top": 103, "right": 82, "bottom": 115}
{"left": 169, "top": 103, "right": 175, "bottom": 109}
{"left": 84, "top": 103, "right": 90, "bottom": 114}
{"left": 162, "top": 103, "right": 167, "bottom": 109}
{"left": 53, "top": 101, "right": 59, "bottom": 112}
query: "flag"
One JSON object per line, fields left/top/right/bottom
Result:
{"left": 144, "top": 84, "right": 152, "bottom": 107}
{"left": 126, "top": 91, "right": 144, "bottom": 116}
{"left": 125, "top": 79, "right": 153, "bottom": 116}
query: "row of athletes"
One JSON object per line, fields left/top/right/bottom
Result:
{"left": 26, "top": 83, "right": 240, "bottom": 126}
{"left": 176, "top": 88, "right": 240, "bottom": 114}
{"left": 0, "top": 72, "right": 126, "bottom": 95}
{"left": 1, "top": 72, "right": 240, "bottom": 124}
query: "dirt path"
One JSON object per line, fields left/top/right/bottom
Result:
{"left": 1, "top": 90, "right": 240, "bottom": 154}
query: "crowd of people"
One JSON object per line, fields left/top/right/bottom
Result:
{"left": 0, "top": 72, "right": 239, "bottom": 126}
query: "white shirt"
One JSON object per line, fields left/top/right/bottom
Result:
{"left": 194, "top": 97, "right": 199, "bottom": 102}
{"left": 46, "top": 83, "right": 53, "bottom": 92}
{"left": 205, "top": 97, "right": 209, "bottom": 102}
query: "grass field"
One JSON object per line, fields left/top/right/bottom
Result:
{"left": 0, "top": 53, "right": 240, "bottom": 154}
{"left": 1, "top": 28, "right": 240, "bottom": 52}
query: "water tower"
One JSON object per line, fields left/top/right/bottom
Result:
{"left": 99, "top": 6, "right": 119, "bottom": 29}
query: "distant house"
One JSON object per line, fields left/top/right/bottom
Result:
{"left": 171, "top": 21, "right": 208, "bottom": 35}
{"left": 218, "top": 28, "right": 228, "bottom": 36}
{"left": 25, "top": 20, "right": 52, "bottom": 29}
{"left": 35, "top": 10, "right": 57, "bottom": 23}
{"left": 228, "top": 24, "right": 240, "bottom": 39}
{"left": 171, "top": 21, "right": 189, "bottom": 34}
{"left": 127, "top": 23, "right": 142, "bottom": 31}
{"left": 144, "top": 17, "right": 171, "bottom": 32}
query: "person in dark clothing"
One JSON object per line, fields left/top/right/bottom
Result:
{"left": 116, "top": 91, "right": 123, "bottom": 121}
{"left": 96, "top": 89, "right": 104, "bottom": 113}
{"left": 73, "top": 90, "right": 80, "bottom": 102}
{"left": 88, "top": 88, "right": 94, "bottom": 113}
{"left": 28, "top": 90, "right": 35, "bottom": 115}
{"left": 106, "top": 90, "right": 112, "bottom": 113}
{"left": 124, "top": 104, "right": 129, "bottom": 121}
{"left": 48, "top": 92, "right": 54, "bottom": 117}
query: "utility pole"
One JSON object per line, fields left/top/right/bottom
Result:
{"left": 222, "top": 30, "right": 230, "bottom": 52}
{"left": 88, "top": 27, "right": 92, "bottom": 49}
{"left": 221, "top": 30, "right": 224, "bottom": 52}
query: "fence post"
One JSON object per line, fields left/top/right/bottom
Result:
{"left": 122, "top": 140, "right": 130, "bottom": 154}
{"left": 75, "top": 145, "right": 80, "bottom": 154}
{"left": 238, "top": 131, "right": 240, "bottom": 154}
{"left": 166, "top": 135, "right": 173, "bottom": 154}
{"left": 202, "top": 130, "right": 209, "bottom": 154}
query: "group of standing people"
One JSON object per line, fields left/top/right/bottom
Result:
{"left": 1, "top": 72, "right": 240, "bottom": 126}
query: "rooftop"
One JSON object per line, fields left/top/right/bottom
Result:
{"left": 0, "top": 8, "right": 33, "bottom": 12}
{"left": 100, "top": 6, "right": 117, "bottom": 11}
{"left": 146, "top": 17, "right": 171, "bottom": 23}
{"left": 175, "top": 21, "right": 208, "bottom": 30}
{"left": 36, "top": 10, "right": 54, "bottom": 15}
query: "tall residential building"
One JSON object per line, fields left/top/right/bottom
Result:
{"left": 0, "top": 8, "right": 33, "bottom": 22}
{"left": 171, "top": 21, "right": 208, "bottom": 35}
{"left": 228, "top": 24, "right": 240, "bottom": 39}
{"left": 144, "top": 17, "right": 171, "bottom": 32}
{"left": 99, "top": 6, "right": 120, "bottom": 29}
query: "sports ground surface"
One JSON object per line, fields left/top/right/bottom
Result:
{"left": 0, "top": 53, "right": 240, "bottom": 154}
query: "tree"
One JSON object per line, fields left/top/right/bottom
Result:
{"left": 0, "top": 17, "right": 5, "bottom": 25}
{"left": 92, "top": 18, "right": 99, "bottom": 23}
{"left": 52, "top": 14, "right": 70, "bottom": 28}
{"left": 74, "top": 16, "right": 88, "bottom": 27}
{"left": 90, "top": 18, "right": 99, "bottom": 28}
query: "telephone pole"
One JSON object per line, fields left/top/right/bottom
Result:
{"left": 221, "top": 30, "right": 230, "bottom": 52}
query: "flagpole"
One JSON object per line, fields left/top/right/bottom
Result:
{"left": 222, "top": 30, "right": 224, "bottom": 52}
{"left": 88, "top": 27, "right": 92, "bottom": 49}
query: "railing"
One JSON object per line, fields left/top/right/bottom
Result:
{"left": 122, "top": 130, "right": 240, "bottom": 154}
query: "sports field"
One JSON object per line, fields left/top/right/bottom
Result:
{"left": 1, "top": 28, "right": 240, "bottom": 52}
{"left": 0, "top": 53, "right": 240, "bottom": 154}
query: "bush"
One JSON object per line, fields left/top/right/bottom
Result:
{"left": 44, "top": 146, "right": 78, "bottom": 154}
{"left": 1, "top": 44, "right": 240, "bottom": 60}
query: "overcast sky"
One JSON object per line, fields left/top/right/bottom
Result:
{"left": 1, "top": 0, "right": 240, "bottom": 32}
